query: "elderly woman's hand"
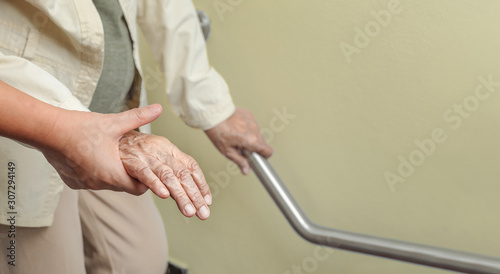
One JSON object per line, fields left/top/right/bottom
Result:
{"left": 204, "top": 107, "right": 273, "bottom": 175}
{"left": 119, "top": 130, "right": 211, "bottom": 220}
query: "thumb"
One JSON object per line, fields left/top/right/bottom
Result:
{"left": 114, "top": 104, "right": 162, "bottom": 134}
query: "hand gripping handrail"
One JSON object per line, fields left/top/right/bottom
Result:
{"left": 244, "top": 151, "right": 500, "bottom": 274}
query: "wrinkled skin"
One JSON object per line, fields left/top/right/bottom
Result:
{"left": 120, "top": 130, "right": 211, "bottom": 220}
{"left": 204, "top": 107, "right": 273, "bottom": 175}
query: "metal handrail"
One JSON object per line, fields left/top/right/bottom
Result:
{"left": 244, "top": 151, "right": 500, "bottom": 274}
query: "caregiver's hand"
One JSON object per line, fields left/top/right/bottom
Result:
{"left": 40, "top": 105, "right": 164, "bottom": 196}
{"left": 119, "top": 130, "right": 212, "bottom": 220}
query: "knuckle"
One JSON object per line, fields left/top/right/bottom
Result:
{"left": 157, "top": 135, "right": 170, "bottom": 143}
{"left": 175, "top": 168, "right": 192, "bottom": 183}
{"left": 256, "top": 143, "right": 267, "bottom": 153}
{"left": 198, "top": 182, "right": 210, "bottom": 193}
{"left": 186, "top": 157, "right": 200, "bottom": 171}
{"left": 122, "top": 158, "right": 141, "bottom": 171}
{"left": 248, "top": 135, "right": 259, "bottom": 144}
{"left": 159, "top": 168, "right": 175, "bottom": 182}
{"left": 135, "top": 164, "right": 150, "bottom": 176}
{"left": 134, "top": 108, "right": 147, "bottom": 121}
{"left": 172, "top": 190, "right": 188, "bottom": 202}
{"left": 190, "top": 193, "right": 203, "bottom": 206}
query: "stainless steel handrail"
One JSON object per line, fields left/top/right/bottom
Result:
{"left": 244, "top": 151, "right": 500, "bottom": 274}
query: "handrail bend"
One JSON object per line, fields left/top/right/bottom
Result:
{"left": 244, "top": 151, "right": 500, "bottom": 274}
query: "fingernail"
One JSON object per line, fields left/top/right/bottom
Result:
{"left": 199, "top": 206, "right": 210, "bottom": 219}
{"left": 147, "top": 104, "right": 161, "bottom": 114}
{"left": 243, "top": 167, "right": 250, "bottom": 175}
{"left": 204, "top": 194, "right": 212, "bottom": 205}
{"left": 184, "top": 204, "right": 196, "bottom": 216}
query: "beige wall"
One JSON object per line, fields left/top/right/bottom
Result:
{"left": 140, "top": 1, "right": 500, "bottom": 273}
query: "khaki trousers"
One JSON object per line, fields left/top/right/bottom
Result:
{"left": 0, "top": 185, "right": 168, "bottom": 274}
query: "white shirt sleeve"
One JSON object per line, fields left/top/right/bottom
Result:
{"left": 137, "top": 0, "right": 236, "bottom": 130}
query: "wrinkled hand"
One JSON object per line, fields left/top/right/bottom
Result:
{"left": 204, "top": 107, "right": 273, "bottom": 174}
{"left": 119, "top": 130, "right": 212, "bottom": 220}
{"left": 40, "top": 105, "right": 164, "bottom": 195}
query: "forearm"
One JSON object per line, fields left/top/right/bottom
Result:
{"left": 0, "top": 80, "right": 62, "bottom": 149}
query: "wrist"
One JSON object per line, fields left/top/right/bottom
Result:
{"left": 35, "top": 107, "right": 69, "bottom": 152}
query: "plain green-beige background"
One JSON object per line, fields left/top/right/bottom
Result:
{"left": 139, "top": 0, "right": 500, "bottom": 273}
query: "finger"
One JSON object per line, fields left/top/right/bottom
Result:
{"left": 121, "top": 157, "right": 170, "bottom": 199}
{"left": 152, "top": 163, "right": 201, "bottom": 218}
{"left": 252, "top": 139, "right": 274, "bottom": 159}
{"left": 163, "top": 157, "right": 210, "bottom": 220}
{"left": 98, "top": 169, "right": 149, "bottom": 196}
{"left": 225, "top": 147, "right": 251, "bottom": 175}
{"left": 174, "top": 151, "right": 212, "bottom": 205}
{"left": 122, "top": 177, "right": 150, "bottom": 196}
{"left": 241, "top": 133, "right": 274, "bottom": 159}
{"left": 113, "top": 104, "right": 163, "bottom": 135}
